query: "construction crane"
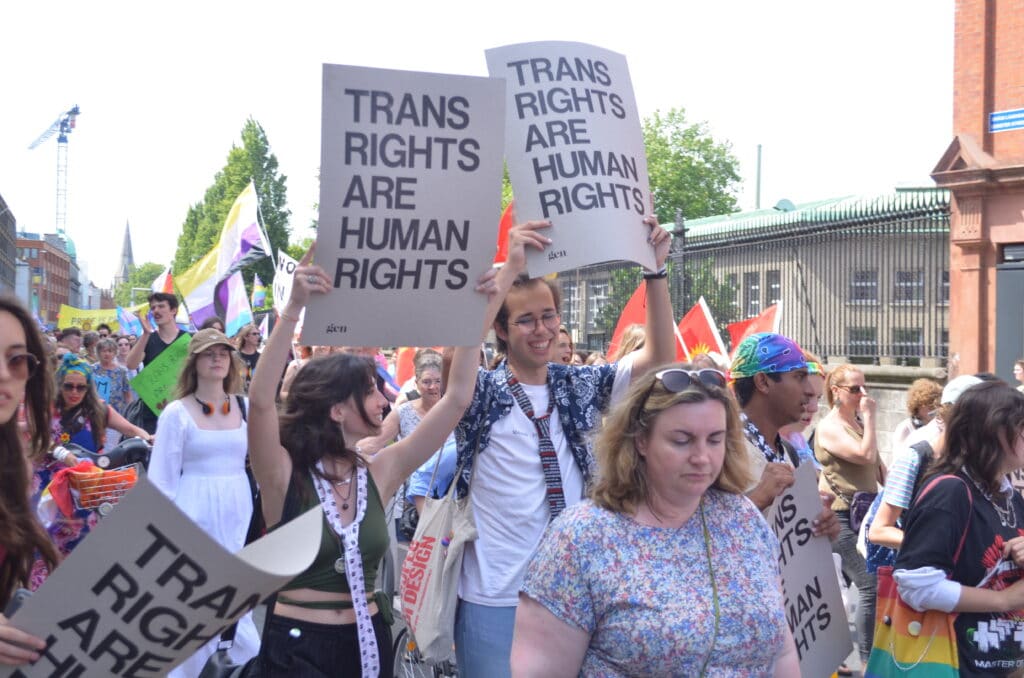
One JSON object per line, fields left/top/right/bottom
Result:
{"left": 28, "top": 105, "right": 81, "bottom": 236}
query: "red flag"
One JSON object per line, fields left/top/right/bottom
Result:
{"left": 395, "top": 347, "right": 417, "bottom": 386}
{"left": 726, "top": 303, "right": 781, "bottom": 355}
{"left": 607, "top": 282, "right": 686, "bottom": 361}
{"left": 677, "top": 297, "right": 728, "bottom": 360}
{"left": 493, "top": 201, "right": 515, "bottom": 265}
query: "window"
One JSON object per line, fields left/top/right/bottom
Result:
{"left": 893, "top": 270, "right": 924, "bottom": 305}
{"left": 743, "top": 272, "right": 761, "bottom": 317}
{"left": 849, "top": 270, "right": 878, "bottom": 304}
{"left": 938, "top": 270, "right": 949, "bottom": 305}
{"left": 725, "top": 273, "right": 739, "bottom": 311}
{"left": 766, "top": 270, "right": 782, "bottom": 306}
{"left": 561, "top": 282, "right": 580, "bottom": 329}
{"left": 848, "top": 327, "right": 878, "bottom": 358}
{"left": 587, "top": 281, "right": 608, "bottom": 331}
{"left": 939, "top": 329, "right": 949, "bottom": 358}
{"left": 892, "top": 328, "right": 924, "bottom": 366}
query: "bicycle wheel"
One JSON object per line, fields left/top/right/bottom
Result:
{"left": 392, "top": 627, "right": 439, "bottom": 678}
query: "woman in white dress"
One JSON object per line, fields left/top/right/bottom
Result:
{"left": 148, "top": 328, "right": 260, "bottom": 676}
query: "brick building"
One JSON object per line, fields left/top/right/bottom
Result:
{"left": 932, "top": 0, "right": 1024, "bottom": 379}
{"left": 16, "top": 233, "right": 71, "bottom": 323}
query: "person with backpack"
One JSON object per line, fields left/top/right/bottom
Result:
{"left": 864, "top": 375, "right": 982, "bottom": 569}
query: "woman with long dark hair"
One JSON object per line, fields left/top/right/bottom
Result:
{"left": 0, "top": 296, "right": 59, "bottom": 665}
{"left": 247, "top": 232, "right": 539, "bottom": 676}
{"left": 892, "top": 381, "right": 1024, "bottom": 677}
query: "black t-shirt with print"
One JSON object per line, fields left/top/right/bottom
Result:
{"left": 896, "top": 472, "right": 1024, "bottom": 677}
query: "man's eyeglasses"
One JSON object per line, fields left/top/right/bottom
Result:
{"left": 511, "top": 311, "right": 560, "bottom": 333}
{"left": 61, "top": 382, "right": 88, "bottom": 393}
{"left": 4, "top": 353, "right": 39, "bottom": 379}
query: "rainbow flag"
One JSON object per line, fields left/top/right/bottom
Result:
{"left": 251, "top": 273, "right": 267, "bottom": 309}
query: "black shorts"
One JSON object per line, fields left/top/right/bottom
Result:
{"left": 255, "top": 612, "right": 393, "bottom": 677}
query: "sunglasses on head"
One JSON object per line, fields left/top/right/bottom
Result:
{"left": 61, "top": 382, "right": 88, "bottom": 393}
{"left": 640, "top": 368, "right": 727, "bottom": 410}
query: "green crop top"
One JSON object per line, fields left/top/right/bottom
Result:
{"left": 277, "top": 469, "right": 388, "bottom": 598}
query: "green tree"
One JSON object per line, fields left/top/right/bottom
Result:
{"left": 112, "top": 262, "right": 167, "bottom": 307}
{"left": 643, "top": 108, "right": 741, "bottom": 224}
{"left": 173, "top": 118, "right": 291, "bottom": 295}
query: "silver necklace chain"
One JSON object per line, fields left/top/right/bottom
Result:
{"left": 965, "top": 470, "right": 1017, "bottom": 528}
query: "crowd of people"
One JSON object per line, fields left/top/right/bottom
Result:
{"left": 1, "top": 216, "right": 1024, "bottom": 677}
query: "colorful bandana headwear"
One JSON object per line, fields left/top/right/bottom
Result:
{"left": 57, "top": 352, "right": 92, "bottom": 384}
{"left": 729, "top": 332, "right": 808, "bottom": 380}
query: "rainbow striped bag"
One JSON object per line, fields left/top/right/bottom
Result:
{"left": 863, "top": 475, "right": 972, "bottom": 678}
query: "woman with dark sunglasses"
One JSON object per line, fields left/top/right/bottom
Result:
{"left": 814, "top": 363, "right": 883, "bottom": 667}
{"left": 28, "top": 354, "right": 150, "bottom": 587}
{"left": 0, "top": 296, "right": 58, "bottom": 665}
{"left": 512, "top": 365, "right": 798, "bottom": 676}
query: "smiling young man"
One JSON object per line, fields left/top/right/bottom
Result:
{"left": 449, "top": 215, "right": 676, "bottom": 677}
{"left": 125, "top": 292, "right": 189, "bottom": 433}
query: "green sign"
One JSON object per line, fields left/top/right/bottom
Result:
{"left": 130, "top": 334, "right": 191, "bottom": 415}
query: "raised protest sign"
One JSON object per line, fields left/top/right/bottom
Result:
{"left": 304, "top": 63, "right": 505, "bottom": 346}
{"left": 272, "top": 249, "right": 299, "bottom": 311}
{"left": 486, "top": 41, "right": 655, "bottom": 277}
{"left": 57, "top": 305, "right": 120, "bottom": 332}
{"left": 129, "top": 333, "right": 190, "bottom": 415}
{"left": 765, "top": 462, "right": 852, "bottom": 677}
{"left": 1, "top": 478, "right": 321, "bottom": 677}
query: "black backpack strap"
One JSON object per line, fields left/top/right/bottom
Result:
{"left": 908, "top": 440, "right": 934, "bottom": 501}
{"left": 236, "top": 395, "right": 247, "bottom": 422}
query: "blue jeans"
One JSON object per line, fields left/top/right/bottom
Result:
{"left": 454, "top": 599, "right": 516, "bottom": 678}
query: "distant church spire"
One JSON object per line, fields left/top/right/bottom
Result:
{"left": 115, "top": 220, "right": 135, "bottom": 285}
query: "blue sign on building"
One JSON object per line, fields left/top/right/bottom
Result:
{"left": 990, "top": 108, "right": 1024, "bottom": 133}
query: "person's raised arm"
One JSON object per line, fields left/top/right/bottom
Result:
{"left": 818, "top": 402, "right": 879, "bottom": 465}
{"left": 356, "top": 406, "right": 401, "bottom": 456}
{"left": 370, "top": 220, "right": 551, "bottom": 501}
{"left": 626, "top": 215, "right": 675, "bottom": 380}
{"left": 124, "top": 313, "right": 151, "bottom": 371}
{"left": 247, "top": 247, "right": 327, "bottom": 526}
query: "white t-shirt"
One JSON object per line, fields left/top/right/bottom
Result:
{"left": 460, "top": 358, "right": 633, "bottom": 606}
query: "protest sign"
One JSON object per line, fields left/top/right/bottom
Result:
{"left": 129, "top": 333, "right": 190, "bottom": 415}
{"left": 765, "top": 462, "right": 852, "bottom": 677}
{"left": 304, "top": 63, "right": 506, "bottom": 347}
{"left": 1, "top": 478, "right": 321, "bottom": 677}
{"left": 272, "top": 249, "right": 299, "bottom": 312}
{"left": 57, "top": 306, "right": 120, "bottom": 332}
{"left": 486, "top": 41, "right": 655, "bottom": 277}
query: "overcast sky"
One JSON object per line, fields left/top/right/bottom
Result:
{"left": 0, "top": 0, "right": 953, "bottom": 288}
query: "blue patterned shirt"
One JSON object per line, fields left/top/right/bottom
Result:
{"left": 453, "top": 360, "right": 620, "bottom": 499}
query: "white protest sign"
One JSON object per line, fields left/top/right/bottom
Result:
{"left": 486, "top": 41, "right": 655, "bottom": 277}
{"left": 305, "top": 63, "right": 506, "bottom": 347}
{"left": 765, "top": 462, "right": 852, "bottom": 678}
{"left": 2, "top": 479, "right": 321, "bottom": 677}
{"left": 272, "top": 249, "right": 299, "bottom": 311}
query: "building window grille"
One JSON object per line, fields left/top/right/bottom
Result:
{"left": 743, "top": 272, "right": 761, "bottom": 317}
{"left": 766, "top": 270, "right": 782, "bottom": 306}
{"left": 850, "top": 270, "right": 879, "bottom": 304}
{"left": 893, "top": 270, "right": 924, "bottom": 305}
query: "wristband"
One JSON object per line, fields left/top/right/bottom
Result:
{"left": 643, "top": 265, "right": 668, "bottom": 280}
{"left": 279, "top": 309, "right": 301, "bottom": 323}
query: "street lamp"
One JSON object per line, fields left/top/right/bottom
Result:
{"left": 130, "top": 287, "right": 150, "bottom": 305}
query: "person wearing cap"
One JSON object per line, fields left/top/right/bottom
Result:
{"left": 867, "top": 374, "right": 983, "bottom": 554}
{"left": 729, "top": 333, "right": 839, "bottom": 535}
{"left": 147, "top": 329, "right": 260, "bottom": 676}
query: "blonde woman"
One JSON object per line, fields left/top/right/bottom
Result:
{"left": 512, "top": 365, "right": 797, "bottom": 676}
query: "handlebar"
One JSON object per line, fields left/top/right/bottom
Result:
{"left": 58, "top": 437, "right": 151, "bottom": 470}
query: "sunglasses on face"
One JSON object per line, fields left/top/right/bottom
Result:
{"left": 61, "top": 382, "right": 88, "bottom": 393}
{"left": 836, "top": 385, "right": 867, "bottom": 395}
{"left": 4, "top": 353, "right": 39, "bottom": 379}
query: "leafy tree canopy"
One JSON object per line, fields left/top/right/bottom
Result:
{"left": 172, "top": 118, "right": 291, "bottom": 295}
{"left": 112, "top": 262, "right": 167, "bottom": 307}
{"left": 643, "top": 108, "right": 741, "bottom": 224}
